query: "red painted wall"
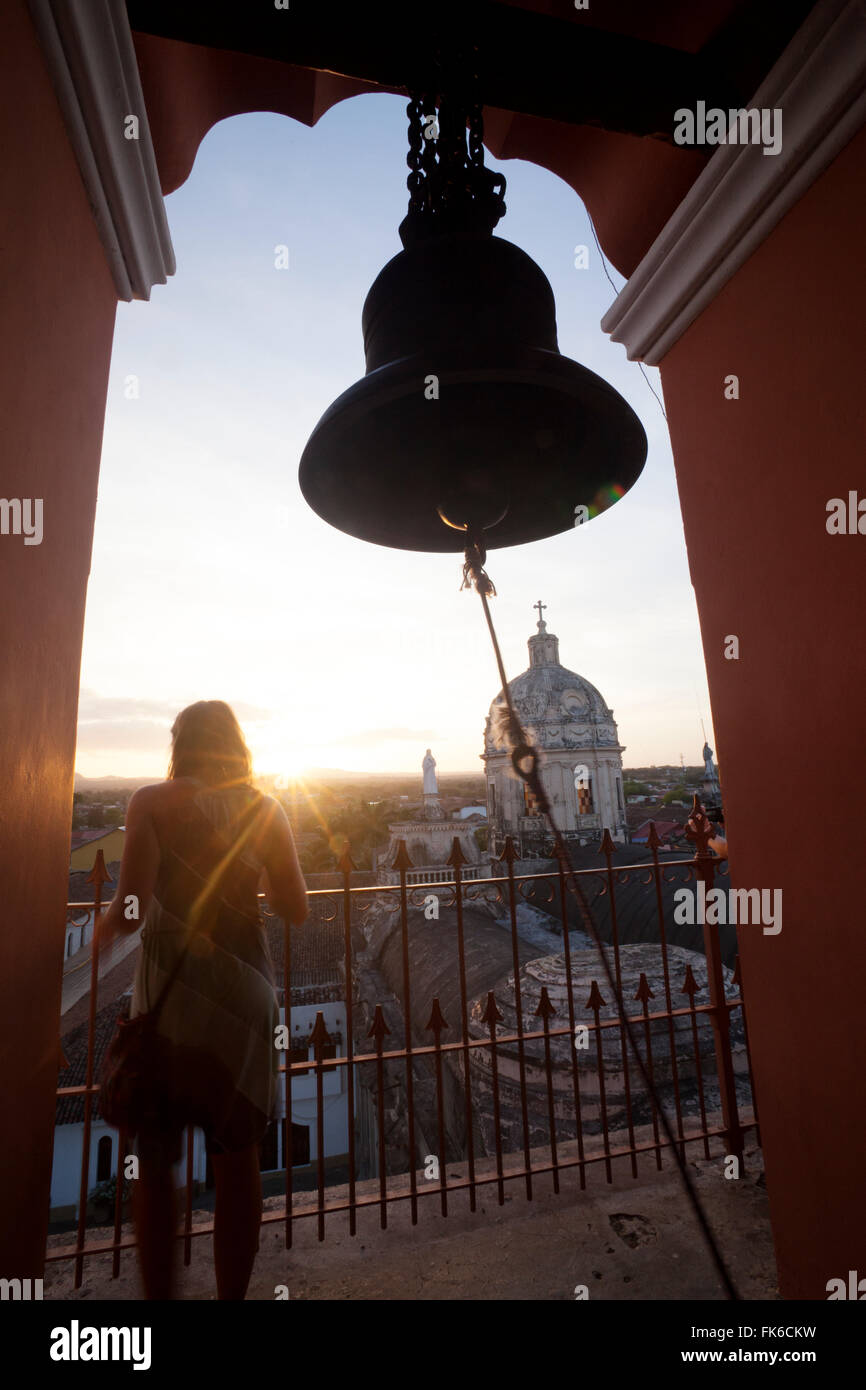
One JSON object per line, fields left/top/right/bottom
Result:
{"left": 0, "top": 0, "right": 117, "bottom": 1273}
{"left": 3, "top": 0, "right": 862, "bottom": 1297}
{"left": 660, "top": 123, "right": 866, "bottom": 1299}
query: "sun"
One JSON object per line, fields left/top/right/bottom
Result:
{"left": 254, "top": 742, "right": 309, "bottom": 787}
{"left": 272, "top": 761, "right": 309, "bottom": 788}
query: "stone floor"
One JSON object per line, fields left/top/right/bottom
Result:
{"left": 45, "top": 1130, "right": 777, "bottom": 1302}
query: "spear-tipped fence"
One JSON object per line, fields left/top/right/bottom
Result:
{"left": 49, "top": 818, "right": 757, "bottom": 1285}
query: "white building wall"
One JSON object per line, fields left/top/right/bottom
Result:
{"left": 50, "top": 1122, "right": 112, "bottom": 1211}
{"left": 51, "top": 1000, "right": 351, "bottom": 1216}
{"left": 547, "top": 760, "right": 571, "bottom": 830}
{"left": 276, "top": 1000, "right": 349, "bottom": 1164}
{"left": 65, "top": 915, "right": 95, "bottom": 958}
{"left": 486, "top": 745, "right": 627, "bottom": 853}
{"left": 51, "top": 1119, "right": 212, "bottom": 1214}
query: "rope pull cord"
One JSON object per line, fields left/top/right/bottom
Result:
{"left": 462, "top": 534, "right": 559, "bottom": 823}
{"left": 459, "top": 532, "right": 496, "bottom": 598}
{"left": 460, "top": 537, "right": 740, "bottom": 1302}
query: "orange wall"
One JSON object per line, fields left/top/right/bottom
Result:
{"left": 0, "top": 0, "right": 117, "bottom": 1273}
{"left": 660, "top": 123, "right": 866, "bottom": 1298}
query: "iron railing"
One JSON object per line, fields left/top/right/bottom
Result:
{"left": 49, "top": 821, "right": 758, "bottom": 1287}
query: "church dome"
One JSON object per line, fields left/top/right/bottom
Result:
{"left": 483, "top": 607, "right": 620, "bottom": 754}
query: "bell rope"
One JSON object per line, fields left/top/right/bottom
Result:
{"left": 460, "top": 538, "right": 740, "bottom": 1301}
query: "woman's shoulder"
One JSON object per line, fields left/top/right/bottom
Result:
{"left": 128, "top": 780, "right": 170, "bottom": 805}
{"left": 245, "top": 790, "right": 285, "bottom": 831}
{"left": 128, "top": 778, "right": 198, "bottom": 812}
{"left": 133, "top": 779, "right": 281, "bottom": 819}
{"left": 222, "top": 788, "right": 284, "bottom": 860}
{"left": 244, "top": 792, "right": 290, "bottom": 848}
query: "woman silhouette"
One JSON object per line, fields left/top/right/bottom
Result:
{"left": 96, "top": 701, "right": 308, "bottom": 1300}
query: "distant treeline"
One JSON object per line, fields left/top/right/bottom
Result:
{"left": 624, "top": 766, "right": 713, "bottom": 783}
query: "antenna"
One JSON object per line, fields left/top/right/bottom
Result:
{"left": 694, "top": 683, "right": 709, "bottom": 750}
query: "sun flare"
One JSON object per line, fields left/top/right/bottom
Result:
{"left": 254, "top": 743, "right": 309, "bottom": 787}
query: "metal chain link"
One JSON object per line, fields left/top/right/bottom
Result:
{"left": 421, "top": 86, "right": 438, "bottom": 191}
{"left": 403, "top": 46, "right": 506, "bottom": 237}
{"left": 406, "top": 93, "right": 425, "bottom": 212}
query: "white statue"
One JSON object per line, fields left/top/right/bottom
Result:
{"left": 422, "top": 749, "right": 438, "bottom": 796}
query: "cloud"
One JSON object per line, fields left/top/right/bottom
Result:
{"left": 77, "top": 689, "right": 272, "bottom": 722}
{"left": 75, "top": 689, "right": 274, "bottom": 753}
{"left": 77, "top": 690, "right": 181, "bottom": 723}
{"left": 330, "top": 727, "right": 440, "bottom": 749}
{"left": 74, "top": 720, "right": 173, "bottom": 754}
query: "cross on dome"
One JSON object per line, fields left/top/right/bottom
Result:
{"left": 534, "top": 599, "right": 547, "bottom": 632}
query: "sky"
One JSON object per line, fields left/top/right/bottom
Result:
{"left": 75, "top": 94, "right": 715, "bottom": 781}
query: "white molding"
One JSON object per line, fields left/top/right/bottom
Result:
{"left": 27, "top": 0, "right": 175, "bottom": 301}
{"left": 601, "top": 0, "right": 866, "bottom": 364}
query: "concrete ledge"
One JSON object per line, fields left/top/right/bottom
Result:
{"left": 44, "top": 1118, "right": 777, "bottom": 1301}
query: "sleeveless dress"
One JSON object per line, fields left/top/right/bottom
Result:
{"left": 129, "top": 781, "right": 280, "bottom": 1165}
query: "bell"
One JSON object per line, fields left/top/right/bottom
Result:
{"left": 298, "top": 233, "right": 647, "bottom": 553}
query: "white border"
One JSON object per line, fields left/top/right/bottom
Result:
{"left": 601, "top": 0, "right": 866, "bottom": 364}
{"left": 27, "top": 0, "right": 175, "bottom": 301}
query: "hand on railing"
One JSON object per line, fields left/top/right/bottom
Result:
{"left": 93, "top": 902, "right": 119, "bottom": 967}
{"left": 93, "top": 895, "right": 138, "bottom": 967}
{"left": 708, "top": 830, "right": 728, "bottom": 859}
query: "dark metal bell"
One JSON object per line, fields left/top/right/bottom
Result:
{"left": 298, "top": 234, "right": 647, "bottom": 553}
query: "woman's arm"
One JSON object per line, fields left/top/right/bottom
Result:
{"left": 258, "top": 797, "right": 308, "bottom": 926}
{"left": 95, "top": 787, "right": 161, "bottom": 953}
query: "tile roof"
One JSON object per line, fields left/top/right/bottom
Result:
{"left": 631, "top": 819, "right": 684, "bottom": 841}
{"left": 264, "top": 898, "right": 350, "bottom": 993}
{"left": 56, "top": 995, "right": 129, "bottom": 1126}
{"left": 67, "top": 863, "right": 121, "bottom": 904}
{"left": 70, "top": 829, "right": 116, "bottom": 850}
{"left": 519, "top": 843, "right": 738, "bottom": 967}
{"left": 61, "top": 943, "right": 139, "bottom": 1035}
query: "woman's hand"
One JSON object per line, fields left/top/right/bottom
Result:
{"left": 259, "top": 797, "right": 308, "bottom": 926}
{"left": 708, "top": 829, "right": 728, "bottom": 859}
{"left": 92, "top": 901, "right": 121, "bottom": 971}
{"left": 94, "top": 896, "right": 128, "bottom": 951}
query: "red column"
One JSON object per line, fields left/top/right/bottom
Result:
{"left": 0, "top": 0, "right": 117, "bottom": 1274}
{"left": 659, "top": 125, "right": 866, "bottom": 1298}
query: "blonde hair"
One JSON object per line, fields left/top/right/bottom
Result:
{"left": 168, "top": 701, "right": 253, "bottom": 788}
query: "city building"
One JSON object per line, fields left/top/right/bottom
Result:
{"left": 70, "top": 827, "right": 125, "bottom": 872}
{"left": 374, "top": 750, "right": 486, "bottom": 888}
{"left": 482, "top": 604, "right": 628, "bottom": 857}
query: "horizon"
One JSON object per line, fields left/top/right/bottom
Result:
{"left": 73, "top": 761, "right": 708, "bottom": 786}
{"left": 75, "top": 98, "right": 716, "bottom": 780}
